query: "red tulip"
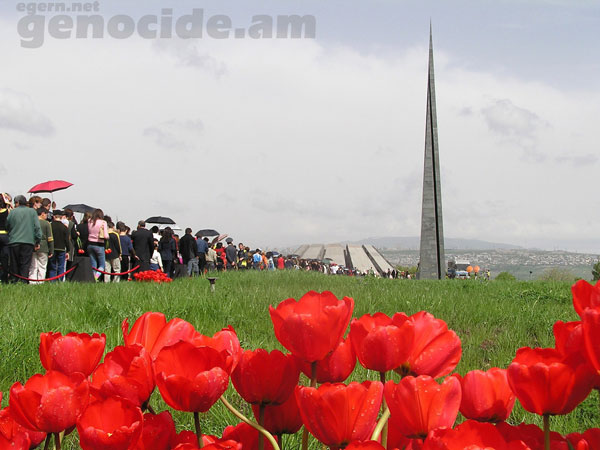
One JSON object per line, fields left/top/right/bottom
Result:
{"left": 39, "top": 331, "right": 106, "bottom": 376}
{"left": 495, "top": 422, "right": 569, "bottom": 449}
{"left": 232, "top": 349, "right": 299, "bottom": 405}
{"left": 153, "top": 341, "right": 229, "bottom": 412}
{"left": 299, "top": 337, "right": 356, "bottom": 383}
{"left": 251, "top": 393, "right": 303, "bottom": 435}
{"left": 132, "top": 411, "right": 176, "bottom": 450}
{"left": 173, "top": 441, "right": 242, "bottom": 450}
{"left": 122, "top": 312, "right": 167, "bottom": 354}
{"left": 453, "top": 368, "right": 515, "bottom": 422}
{"left": 345, "top": 442, "right": 386, "bottom": 450}
{"left": 150, "top": 318, "right": 197, "bottom": 358}
{"left": 553, "top": 320, "right": 600, "bottom": 388}
{"left": 384, "top": 376, "right": 461, "bottom": 439}
{"left": 387, "top": 425, "right": 423, "bottom": 450}
{"left": 507, "top": 347, "right": 594, "bottom": 416}
{"left": 567, "top": 429, "right": 600, "bottom": 450}
{"left": 190, "top": 326, "right": 242, "bottom": 373}
{"left": 269, "top": 291, "right": 354, "bottom": 362}
{"left": 77, "top": 396, "right": 143, "bottom": 450}
{"left": 0, "top": 405, "right": 46, "bottom": 450}
{"left": 572, "top": 279, "right": 600, "bottom": 318}
{"left": 394, "top": 312, "right": 461, "bottom": 379}
{"left": 295, "top": 381, "right": 383, "bottom": 449}
{"left": 222, "top": 422, "right": 275, "bottom": 450}
{"left": 172, "top": 431, "right": 218, "bottom": 449}
{"left": 422, "top": 420, "right": 531, "bottom": 450}
{"left": 582, "top": 307, "right": 600, "bottom": 375}
{"left": 91, "top": 344, "right": 154, "bottom": 407}
{"left": 9, "top": 371, "right": 89, "bottom": 433}
{"left": 0, "top": 425, "right": 30, "bottom": 450}
{"left": 350, "top": 312, "right": 414, "bottom": 373}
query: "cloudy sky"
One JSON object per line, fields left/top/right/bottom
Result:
{"left": 1, "top": 0, "right": 599, "bottom": 251}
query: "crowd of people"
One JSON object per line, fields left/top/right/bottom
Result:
{"left": 1, "top": 193, "right": 389, "bottom": 284}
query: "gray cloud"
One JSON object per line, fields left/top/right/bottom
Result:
{"left": 481, "top": 99, "right": 549, "bottom": 150}
{"left": 555, "top": 153, "right": 598, "bottom": 166}
{"left": 13, "top": 142, "right": 31, "bottom": 151}
{"left": 153, "top": 40, "right": 227, "bottom": 77}
{"left": 143, "top": 119, "right": 204, "bottom": 150}
{"left": 0, "top": 89, "right": 55, "bottom": 137}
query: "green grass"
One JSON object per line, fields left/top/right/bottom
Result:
{"left": 0, "top": 272, "right": 596, "bottom": 448}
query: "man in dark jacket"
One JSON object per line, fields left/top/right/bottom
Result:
{"left": 131, "top": 220, "right": 154, "bottom": 272}
{"left": 6, "top": 195, "right": 41, "bottom": 282}
{"left": 225, "top": 240, "right": 237, "bottom": 270}
{"left": 48, "top": 210, "right": 71, "bottom": 281}
{"left": 179, "top": 228, "right": 198, "bottom": 276}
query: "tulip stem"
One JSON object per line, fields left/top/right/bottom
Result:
{"left": 276, "top": 434, "right": 283, "bottom": 450}
{"left": 379, "top": 371, "right": 388, "bottom": 448}
{"left": 54, "top": 433, "right": 61, "bottom": 450}
{"left": 371, "top": 407, "right": 390, "bottom": 442}
{"left": 194, "top": 412, "right": 204, "bottom": 448}
{"left": 43, "top": 435, "right": 51, "bottom": 450}
{"left": 543, "top": 414, "right": 550, "bottom": 450}
{"left": 220, "top": 396, "right": 280, "bottom": 450}
{"left": 302, "top": 362, "right": 318, "bottom": 450}
{"left": 258, "top": 404, "right": 266, "bottom": 450}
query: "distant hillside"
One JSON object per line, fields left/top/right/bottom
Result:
{"left": 347, "top": 236, "right": 522, "bottom": 250}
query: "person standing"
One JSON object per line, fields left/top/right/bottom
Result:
{"left": 205, "top": 242, "right": 217, "bottom": 272}
{"left": 29, "top": 208, "right": 54, "bottom": 284}
{"left": 6, "top": 195, "right": 41, "bottom": 283}
{"left": 87, "top": 209, "right": 109, "bottom": 281}
{"left": 0, "top": 193, "right": 12, "bottom": 283}
{"left": 179, "top": 228, "right": 198, "bottom": 276}
{"left": 225, "top": 240, "right": 238, "bottom": 270}
{"left": 64, "top": 208, "right": 78, "bottom": 270}
{"left": 117, "top": 222, "right": 134, "bottom": 280}
{"left": 196, "top": 236, "right": 208, "bottom": 274}
{"left": 158, "top": 228, "right": 176, "bottom": 278}
{"left": 76, "top": 212, "right": 91, "bottom": 255}
{"left": 131, "top": 220, "right": 154, "bottom": 272}
{"left": 104, "top": 221, "right": 122, "bottom": 282}
{"left": 48, "top": 210, "right": 71, "bottom": 282}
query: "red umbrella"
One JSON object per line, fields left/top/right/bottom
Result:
{"left": 28, "top": 180, "right": 73, "bottom": 194}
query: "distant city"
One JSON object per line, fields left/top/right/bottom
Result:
{"left": 283, "top": 236, "right": 600, "bottom": 280}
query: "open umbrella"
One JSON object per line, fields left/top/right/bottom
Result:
{"left": 196, "top": 229, "right": 219, "bottom": 237}
{"left": 28, "top": 180, "right": 73, "bottom": 194}
{"left": 211, "top": 234, "right": 228, "bottom": 245}
{"left": 146, "top": 216, "right": 176, "bottom": 224}
{"left": 63, "top": 203, "right": 96, "bottom": 214}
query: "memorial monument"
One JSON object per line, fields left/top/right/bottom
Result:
{"left": 417, "top": 25, "right": 445, "bottom": 280}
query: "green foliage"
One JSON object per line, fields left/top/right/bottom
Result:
{"left": 0, "top": 272, "right": 595, "bottom": 448}
{"left": 495, "top": 271, "right": 516, "bottom": 281}
{"left": 537, "top": 267, "right": 578, "bottom": 282}
{"left": 592, "top": 260, "right": 600, "bottom": 281}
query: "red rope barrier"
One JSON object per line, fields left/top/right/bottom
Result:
{"left": 11, "top": 264, "right": 79, "bottom": 282}
{"left": 92, "top": 265, "right": 140, "bottom": 276}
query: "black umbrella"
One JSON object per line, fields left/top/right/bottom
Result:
{"left": 146, "top": 216, "right": 176, "bottom": 225}
{"left": 63, "top": 203, "right": 96, "bottom": 214}
{"left": 195, "top": 229, "right": 219, "bottom": 237}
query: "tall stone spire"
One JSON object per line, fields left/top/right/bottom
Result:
{"left": 418, "top": 24, "right": 445, "bottom": 280}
